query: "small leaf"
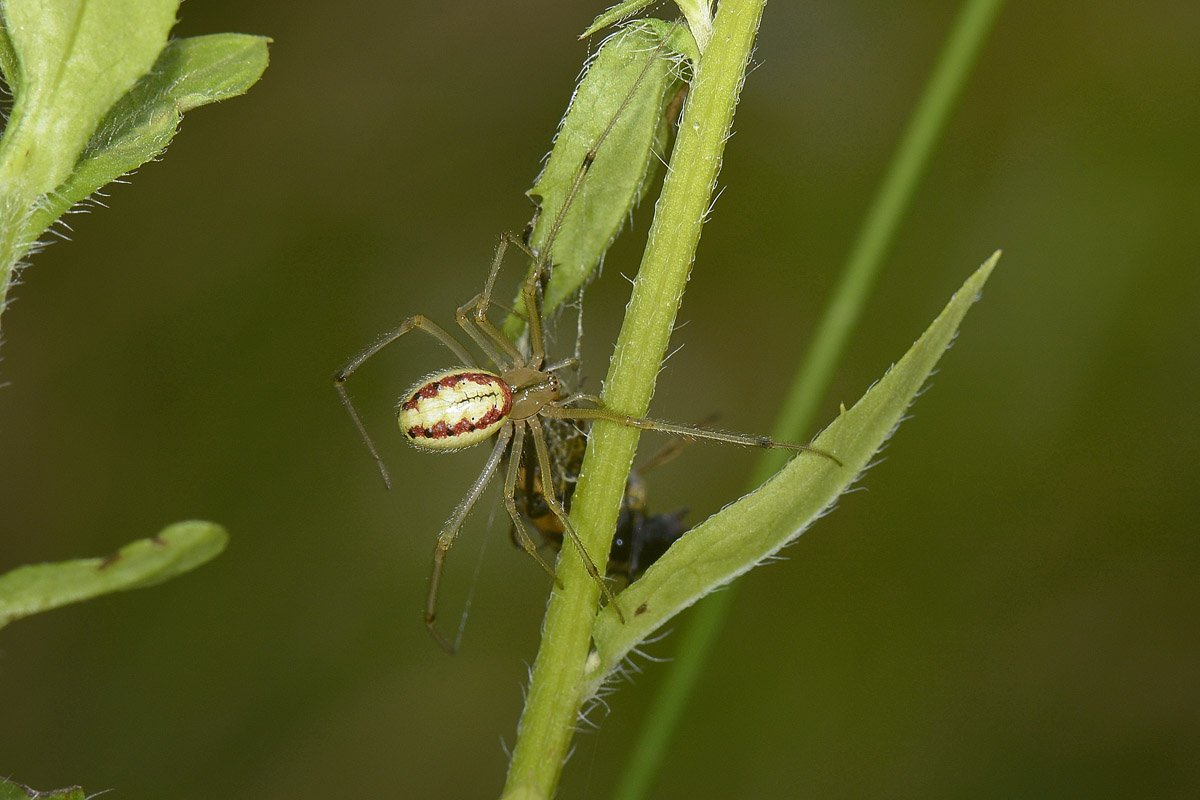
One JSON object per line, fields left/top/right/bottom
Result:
{"left": 586, "top": 252, "right": 999, "bottom": 691}
{"left": 0, "top": 778, "right": 85, "bottom": 800}
{"left": 583, "top": 1, "right": 713, "bottom": 53}
{"left": 0, "top": 521, "right": 228, "bottom": 630}
{"left": 24, "top": 33, "right": 270, "bottom": 238}
{"left": 0, "top": 22, "right": 19, "bottom": 94}
{"left": 0, "top": 0, "right": 178, "bottom": 195}
{"left": 502, "top": 19, "right": 696, "bottom": 340}
{"left": 581, "top": 0, "right": 660, "bottom": 39}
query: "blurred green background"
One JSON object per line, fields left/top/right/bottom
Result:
{"left": 2, "top": 1, "right": 1198, "bottom": 797}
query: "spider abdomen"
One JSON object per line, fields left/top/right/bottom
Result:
{"left": 398, "top": 369, "right": 513, "bottom": 451}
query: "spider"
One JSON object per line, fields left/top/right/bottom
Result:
{"left": 334, "top": 246, "right": 839, "bottom": 651}
{"left": 334, "top": 22, "right": 842, "bottom": 652}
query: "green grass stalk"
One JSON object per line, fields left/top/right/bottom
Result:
{"left": 610, "top": 1, "right": 1006, "bottom": 797}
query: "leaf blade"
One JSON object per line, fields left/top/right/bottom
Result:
{"left": 501, "top": 20, "right": 695, "bottom": 340}
{"left": 0, "top": 520, "right": 228, "bottom": 629}
{"left": 588, "top": 252, "right": 1000, "bottom": 690}
{"left": 24, "top": 33, "right": 270, "bottom": 237}
{"left": 0, "top": 0, "right": 179, "bottom": 194}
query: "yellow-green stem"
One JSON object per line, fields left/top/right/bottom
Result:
{"left": 500, "top": 1, "right": 767, "bottom": 797}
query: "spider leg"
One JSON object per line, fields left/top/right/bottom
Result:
{"left": 456, "top": 231, "right": 534, "bottom": 368}
{"left": 637, "top": 413, "right": 722, "bottom": 473}
{"left": 335, "top": 315, "right": 477, "bottom": 488}
{"left": 521, "top": 257, "right": 550, "bottom": 369}
{"left": 426, "top": 425, "right": 513, "bottom": 654}
{"left": 542, "top": 405, "right": 843, "bottom": 466}
{"left": 503, "top": 424, "right": 564, "bottom": 587}
{"left": 528, "top": 415, "right": 625, "bottom": 622}
{"left": 559, "top": 392, "right": 603, "bottom": 407}
{"left": 543, "top": 357, "right": 581, "bottom": 374}
{"left": 531, "top": 25, "right": 676, "bottom": 278}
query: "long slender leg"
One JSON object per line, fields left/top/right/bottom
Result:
{"left": 542, "top": 405, "right": 843, "bottom": 466}
{"left": 502, "top": 424, "right": 564, "bottom": 587}
{"left": 483, "top": 231, "right": 538, "bottom": 299}
{"left": 637, "top": 413, "right": 721, "bottom": 473}
{"left": 335, "top": 315, "right": 477, "bottom": 488}
{"left": 535, "top": 22, "right": 682, "bottom": 270}
{"left": 426, "top": 425, "right": 512, "bottom": 654}
{"left": 528, "top": 415, "right": 625, "bottom": 622}
{"left": 522, "top": 258, "right": 549, "bottom": 369}
{"left": 543, "top": 357, "right": 580, "bottom": 374}
{"left": 456, "top": 231, "right": 536, "bottom": 368}
{"left": 461, "top": 27, "right": 678, "bottom": 374}
{"left": 560, "top": 392, "right": 603, "bottom": 407}
{"left": 456, "top": 300, "right": 513, "bottom": 371}
{"left": 463, "top": 24, "right": 683, "bottom": 374}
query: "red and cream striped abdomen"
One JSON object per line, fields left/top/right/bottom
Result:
{"left": 397, "top": 369, "right": 513, "bottom": 450}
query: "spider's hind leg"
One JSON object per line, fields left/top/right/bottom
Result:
{"left": 426, "top": 426, "right": 514, "bottom": 654}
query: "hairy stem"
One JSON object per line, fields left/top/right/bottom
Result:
{"left": 500, "top": 1, "right": 767, "bottom": 797}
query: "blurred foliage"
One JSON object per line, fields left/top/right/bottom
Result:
{"left": 0, "top": 0, "right": 264, "bottom": 641}
{"left": 0, "top": 522, "right": 227, "bottom": 629}
{"left": 0, "top": 0, "right": 268, "bottom": 322}
{"left": 0, "top": 778, "right": 84, "bottom": 800}
{"left": 0, "top": 1, "right": 1197, "bottom": 798}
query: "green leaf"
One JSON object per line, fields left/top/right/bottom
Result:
{"left": 0, "top": 520, "right": 228, "bottom": 629}
{"left": 24, "top": 33, "right": 271, "bottom": 238}
{"left": 585, "top": 252, "right": 1000, "bottom": 692}
{"left": 501, "top": 19, "right": 696, "bottom": 340}
{"left": 582, "top": 1, "right": 713, "bottom": 51}
{"left": 0, "top": 778, "right": 85, "bottom": 800}
{"left": 0, "top": 0, "right": 178, "bottom": 196}
{"left": 0, "top": 19, "right": 18, "bottom": 94}
{"left": 581, "top": 0, "right": 660, "bottom": 39}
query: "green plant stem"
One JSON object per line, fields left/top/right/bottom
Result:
{"left": 500, "top": 2, "right": 767, "bottom": 797}
{"left": 610, "top": 0, "right": 1006, "bottom": 797}
{"left": 0, "top": 132, "right": 44, "bottom": 329}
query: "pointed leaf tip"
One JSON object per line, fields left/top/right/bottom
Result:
{"left": 587, "top": 252, "right": 1000, "bottom": 691}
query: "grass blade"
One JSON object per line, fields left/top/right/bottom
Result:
{"left": 611, "top": 1, "right": 1006, "bottom": 796}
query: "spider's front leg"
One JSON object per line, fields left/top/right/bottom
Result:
{"left": 543, "top": 404, "right": 843, "bottom": 466}
{"left": 335, "top": 314, "right": 477, "bottom": 488}
{"left": 455, "top": 231, "right": 540, "bottom": 369}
